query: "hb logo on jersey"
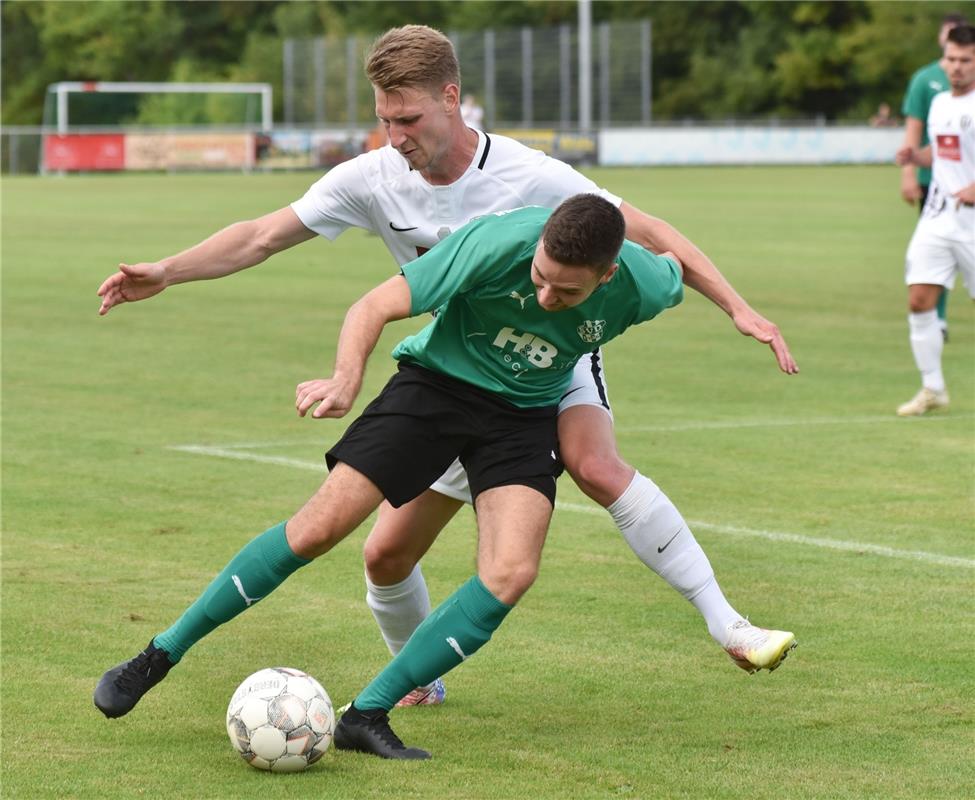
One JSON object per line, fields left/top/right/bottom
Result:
{"left": 493, "top": 327, "right": 558, "bottom": 367}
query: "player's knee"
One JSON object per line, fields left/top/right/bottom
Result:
{"left": 907, "top": 286, "right": 940, "bottom": 313}
{"left": 363, "top": 535, "right": 417, "bottom": 585}
{"left": 564, "top": 450, "right": 632, "bottom": 506}
{"left": 285, "top": 518, "right": 345, "bottom": 560}
{"left": 481, "top": 561, "right": 538, "bottom": 605}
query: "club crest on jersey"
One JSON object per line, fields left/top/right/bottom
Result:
{"left": 577, "top": 320, "right": 606, "bottom": 343}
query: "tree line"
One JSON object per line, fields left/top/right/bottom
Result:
{"left": 3, "top": 0, "right": 973, "bottom": 126}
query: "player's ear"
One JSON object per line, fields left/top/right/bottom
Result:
{"left": 599, "top": 263, "right": 619, "bottom": 285}
{"left": 441, "top": 83, "right": 460, "bottom": 112}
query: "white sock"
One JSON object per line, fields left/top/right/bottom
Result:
{"left": 608, "top": 472, "right": 741, "bottom": 644}
{"left": 908, "top": 310, "right": 946, "bottom": 392}
{"left": 365, "top": 564, "right": 431, "bottom": 656}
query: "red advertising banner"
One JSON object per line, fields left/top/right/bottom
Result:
{"left": 44, "top": 134, "right": 126, "bottom": 171}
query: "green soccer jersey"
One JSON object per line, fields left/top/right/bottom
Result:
{"left": 902, "top": 59, "right": 949, "bottom": 186}
{"left": 394, "top": 206, "right": 683, "bottom": 408}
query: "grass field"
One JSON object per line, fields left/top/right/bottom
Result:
{"left": 2, "top": 165, "right": 973, "bottom": 799}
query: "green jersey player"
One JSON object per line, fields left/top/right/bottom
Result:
{"left": 93, "top": 195, "right": 794, "bottom": 759}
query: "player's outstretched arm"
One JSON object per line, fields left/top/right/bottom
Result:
{"left": 97, "top": 207, "right": 316, "bottom": 315}
{"left": 296, "top": 275, "right": 413, "bottom": 419}
{"left": 619, "top": 202, "right": 799, "bottom": 375}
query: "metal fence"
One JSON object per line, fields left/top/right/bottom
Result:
{"left": 282, "top": 20, "right": 653, "bottom": 129}
{"left": 2, "top": 127, "right": 44, "bottom": 174}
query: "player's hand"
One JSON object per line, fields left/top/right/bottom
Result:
{"left": 731, "top": 309, "right": 799, "bottom": 375}
{"left": 953, "top": 185, "right": 975, "bottom": 208}
{"left": 97, "top": 262, "right": 168, "bottom": 315}
{"left": 295, "top": 377, "right": 360, "bottom": 419}
{"left": 900, "top": 172, "right": 923, "bottom": 206}
{"left": 894, "top": 146, "right": 917, "bottom": 167}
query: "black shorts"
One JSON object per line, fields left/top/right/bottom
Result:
{"left": 326, "top": 362, "right": 560, "bottom": 508}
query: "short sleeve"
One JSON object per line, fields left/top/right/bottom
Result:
{"left": 519, "top": 150, "right": 623, "bottom": 209}
{"left": 290, "top": 157, "right": 374, "bottom": 240}
{"left": 620, "top": 245, "right": 684, "bottom": 323}
{"left": 902, "top": 65, "right": 933, "bottom": 121}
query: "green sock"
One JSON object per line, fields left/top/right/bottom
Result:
{"left": 154, "top": 522, "right": 309, "bottom": 662}
{"left": 936, "top": 289, "right": 948, "bottom": 323}
{"left": 354, "top": 575, "right": 512, "bottom": 711}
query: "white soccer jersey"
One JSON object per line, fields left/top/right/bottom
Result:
{"left": 922, "top": 87, "right": 975, "bottom": 241}
{"left": 290, "top": 130, "right": 622, "bottom": 266}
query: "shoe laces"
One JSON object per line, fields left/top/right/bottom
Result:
{"left": 366, "top": 711, "right": 408, "bottom": 751}
{"left": 727, "top": 619, "right": 767, "bottom": 650}
{"left": 115, "top": 649, "right": 154, "bottom": 692}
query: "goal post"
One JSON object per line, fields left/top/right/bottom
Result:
{"left": 44, "top": 81, "right": 274, "bottom": 133}
{"left": 41, "top": 81, "right": 275, "bottom": 173}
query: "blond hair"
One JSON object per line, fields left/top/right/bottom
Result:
{"left": 365, "top": 25, "right": 460, "bottom": 94}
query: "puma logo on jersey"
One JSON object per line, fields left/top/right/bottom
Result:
{"left": 509, "top": 291, "right": 531, "bottom": 309}
{"left": 493, "top": 327, "right": 558, "bottom": 367}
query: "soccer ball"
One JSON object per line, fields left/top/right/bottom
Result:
{"left": 226, "top": 667, "right": 335, "bottom": 772}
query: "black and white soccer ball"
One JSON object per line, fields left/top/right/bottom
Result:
{"left": 226, "top": 667, "right": 335, "bottom": 772}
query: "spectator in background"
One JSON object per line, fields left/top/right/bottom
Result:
{"left": 461, "top": 93, "right": 484, "bottom": 130}
{"left": 870, "top": 102, "right": 898, "bottom": 127}
{"left": 900, "top": 12, "right": 969, "bottom": 340}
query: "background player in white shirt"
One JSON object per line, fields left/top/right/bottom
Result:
{"left": 96, "top": 25, "right": 799, "bottom": 710}
{"left": 895, "top": 25, "right": 975, "bottom": 417}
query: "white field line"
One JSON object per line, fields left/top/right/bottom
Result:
{"left": 617, "top": 413, "right": 973, "bottom": 433}
{"left": 555, "top": 501, "right": 974, "bottom": 569}
{"left": 168, "top": 444, "right": 326, "bottom": 472}
{"left": 167, "top": 443, "right": 975, "bottom": 570}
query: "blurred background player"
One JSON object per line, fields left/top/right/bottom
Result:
{"left": 895, "top": 24, "right": 975, "bottom": 417}
{"left": 900, "top": 13, "right": 969, "bottom": 340}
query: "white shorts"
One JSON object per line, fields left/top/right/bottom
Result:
{"left": 430, "top": 350, "right": 612, "bottom": 504}
{"left": 905, "top": 222, "right": 975, "bottom": 298}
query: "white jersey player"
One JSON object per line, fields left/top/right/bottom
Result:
{"left": 95, "top": 25, "right": 799, "bottom": 712}
{"left": 896, "top": 25, "right": 975, "bottom": 417}
{"left": 913, "top": 89, "right": 975, "bottom": 246}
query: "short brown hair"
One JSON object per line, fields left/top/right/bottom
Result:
{"left": 365, "top": 25, "right": 460, "bottom": 94}
{"left": 541, "top": 195, "right": 625, "bottom": 273}
{"left": 947, "top": 24, "right": 975, "bottom": 46}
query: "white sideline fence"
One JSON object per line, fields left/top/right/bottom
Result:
{"left": 1, "top": 124, "right": 904, "bottom": 175}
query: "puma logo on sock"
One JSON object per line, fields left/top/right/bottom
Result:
{"left": 446, "top": 637, "right": 468, "bottom": 661}
{"left": 232, "top": 575, "right": 262, "bottom": 607}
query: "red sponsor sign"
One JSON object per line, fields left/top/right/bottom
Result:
{"left": 936, "top": 134, "right": 961, "bottom": 161}
{"left": 44, "top": 134, "right": 125, "bottom": 171}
